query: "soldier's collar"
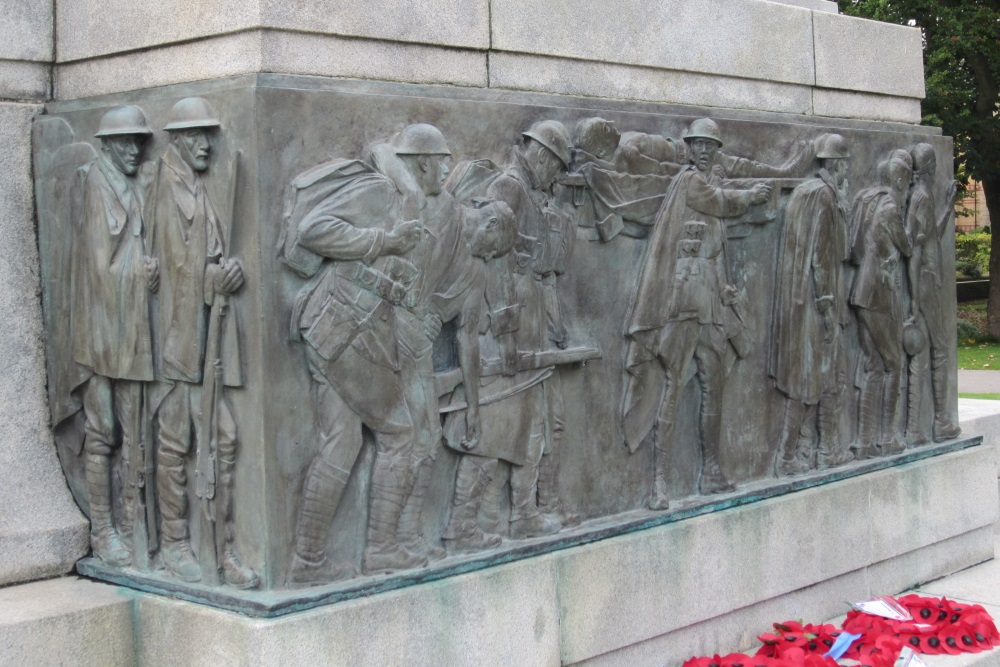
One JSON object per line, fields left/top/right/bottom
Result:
{"left": 162, "top": 143, "right": 199, "bottom": 193}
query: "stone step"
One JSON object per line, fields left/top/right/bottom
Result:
{"left": 0, "top": 576, "right": 135, "bottom": 667}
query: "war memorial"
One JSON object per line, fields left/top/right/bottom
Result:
{"left": 1, "top": 0, "right": 997, "bottom": 664}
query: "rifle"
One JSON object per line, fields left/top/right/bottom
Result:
{"left": 195, "top": 151, "right": 240, "bottom": 586}
{"left": 128, "top": 384, "right": 157, "bottom": 569}
{"left": 131, "top": 159, "right": 162, "bottom": 568}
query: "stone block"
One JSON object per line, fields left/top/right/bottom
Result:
{"left": 491, "top": 0, "right": 816, "bottom": 86}
{"left": 136, "top": 558, "right": 561, "bottom": 667}
{"left": 813, "top": 88, "right": 922, "bottom": 124}
{"left": 0, "top": 2, "right": 53, "bottom": 62}
{"left": 0, "top": 61, "right": 50, "bottom": 102}
{"left": 555, "top": 446, "right": 996, "bottom": 663}
{"left": 55, "top": 0, "right": 257, "bottom": 63}
{"left": 55, "top": 30, "right": 487, "bottom": 100}
{"left": 814, "top": 11, "right": 925, "bottom": 98}
{"left": 919, "top": 534, "right": 1000, "bottom": 604}
{"left": 56, "top": 0, "right": 488, "bottom": 63}
{"left": 866, "top": 447, "right": 999, "bottom": 563}
{"left": 0, "top": 102, "right": 89, "bottom": 586}
{"left": 0, "top": 577, "right": 135, "bottom": 667}
{"left": 572, "top": 528, "right": 994, "bottom": 667}
{"left": 259, "top": 0, "right": 489, "bottom": 50}
{"left": 766, "top": 0, "right": 838, "bottom": 11}
{"left": 259, "top": 31, "right": 487, "bottom": 88}
{"left": 488, "top": 52, "right": 814, "bottom": 115}
{"left": 959, "top": 398, "right": 1000, "bottom": 450}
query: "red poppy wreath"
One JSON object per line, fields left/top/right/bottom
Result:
{"left": 681, "top": 595, "right": 1000, "bottom": 667}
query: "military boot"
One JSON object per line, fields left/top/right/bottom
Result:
{"left": 699, "top": 412, "right": 735, "bottom": 494}
{"left": 160, "top": 521, "right": 201, "bottom": 583}
{"left": 816, "top": 394, "right": 853, "bottom": 469}
{"left": 931, "top": 361, "right": 961, "bottom": 442}
{"left": 85, "top": 452, "right": 131, "bottom": 567}
{"left": 854, "top": 372, "right": 882, "bottom": 460}
{"left": 442, "top": 458, "right": 502, "bottom": 554}
{"left": 775, "top": 400, "right": 809, "bottom": 477}
{"left": 904, "top": 362, "right": 930, "bottom": 445}
{"left": 650, "top": 445, "right": 670, "bottom": 511}
{"left": 537, "top": 451, "right": 581, "bottom": 526}
{"left": 509, "top": 457, "right": 560, "bottom": 539}
{"left": 397, "top": 454, "right": 445, "bottom": 561}
{"left": 879, "top": 372, "right": 905, "bottom": 455}
{"left": 222, "top": 546, "right": 260, "bottom": 590}
{"left": 287, "top": 459, "right": 356, "bottom": 586}
{"left": 363, "top": 453, "right": 426, "bottom": 574}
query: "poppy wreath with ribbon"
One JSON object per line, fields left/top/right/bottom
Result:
{"left": 681, "top": 595, "right": 1000, "bottom": 667}
{"left": 842, "top": 594, "right": 1000, "bottom": 658}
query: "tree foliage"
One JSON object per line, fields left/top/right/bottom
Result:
{"left": 839, "top": 0, "right": 1000, "bottom": 333}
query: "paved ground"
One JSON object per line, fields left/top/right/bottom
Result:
{"left": 959, "top": 370, "right": 1000, "bottom": 396}
{"left": 901, "top": 399, "right": 1000, "bottom": 666}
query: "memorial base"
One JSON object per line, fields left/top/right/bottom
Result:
{"left": 5, "top": 438, "right": 995, "bottom": 666}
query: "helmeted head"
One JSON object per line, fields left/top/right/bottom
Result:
{"left": 521, "top": 120, "right": 572, "bottom": 189}
{"left": 467, "top": 198, "right": 517, "bottom": 261}
{"left": 95, "top": 105, "right": 152, "bottom": 176}
{"left": 816, "top": 133, "right": 850, "bottom": 160}
{"left": 910, "top": 143, "right": 937, "bottom": 184}
{"left": 574, "top": 117, "right": 620, "bottom": 161}
{"left": 683, "top": 118, "right": 723, "bottom": 172}
{"left": 164, "top": 97, "right": 221, "bottom": 172}
{"left": 393, "top": 123, "right": 452, "bottom": 196}
{"left": 884, "top": 149, "right": 914, "bottom": 199}
{"left": 815, "top": 133, "right": 850, "bottom": 187}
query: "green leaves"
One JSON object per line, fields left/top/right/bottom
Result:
{"left": 838, "top": 0, "right": 1000, "bottom": 183}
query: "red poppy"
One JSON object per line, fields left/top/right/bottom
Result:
{"left": 937, "top": 623, "right": 967, "bottom": 656}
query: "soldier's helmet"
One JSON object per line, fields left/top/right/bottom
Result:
{"left": 522, "top": 120, "right": 572, "bottom": 168}
{"left": 910, "top": 143, "right": 936, "bottom": 175}
{"left": 394, "top": 124, "right": 452, "bottom": 156}
{"left": 682, "top": 118, "right": 723, "bottom": 147}
{"left": 903, "top": 320, "right": 927, "bottom": 356}
{"left": 94, "top": 105, "right": 153, "bottom": 138}
{"left": 162, "top": 97, "right": 221, "bottom": 131}
{"left": 816, "top": 133, "right": 850, "bottom": 160}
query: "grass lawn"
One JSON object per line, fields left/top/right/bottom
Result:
{"left": 957, "top": 338, "right": 1000, "bottom": 369}
{"left": 957, "top": 299, "right": 1000, "bottom": 369}
{"left": 959, "top": 392, "right": 1000, "bottom": 400}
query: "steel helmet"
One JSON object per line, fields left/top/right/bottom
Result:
{"left": 522, "top": 120, "right": 572, "bottom": 168}
{"left": 163, "top": 97, "right": 221, "bottom": 131}
{"left": 682, "top": 118, "right": 723, "bottom": 147}
{"left": 94, "top": 105, "right": 153, "bottom": 138}
{"left": 816, "top": 133, "right": 850, "bottom": 160}
{"left": 910, "top": 142, "right": 936, "bottom": 175}
{"left": 393, "top": 124, "right": 452, "bottom": 156}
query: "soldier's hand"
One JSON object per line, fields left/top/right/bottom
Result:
{"left": 385, "top": 219, "right": 423, "bottom": 255}
{"left": 721, "top": 284, "right": 738, "bottom": 306}
{"left": 423, "top": 313, "right": 443, "bottom": 340}
{"left": 750, "top": 182, "right": 772, "bottom": 205}
{"left": 461, "top": 409, "right": 481, "bottom": 451}
{"left": 143, "top": 256, "right": 160, "bottom": 293}
{"left": 216, "top": 258, "right": 245, "bottom": 295}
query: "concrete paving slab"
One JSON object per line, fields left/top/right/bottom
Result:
{"left": 959, "top": 371, "right": 1000, "bottom": 396}
{"left": 918, "top": 549, "right": 1000, "bottom": 607}
{"left": 959, "top": 398, "right": 1000, "bottom": 422}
